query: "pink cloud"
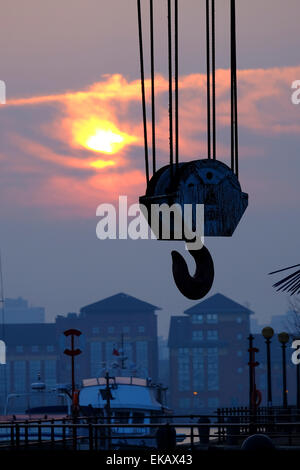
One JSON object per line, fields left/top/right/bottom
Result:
{"left": 1, "top": 66, "right": 299, "bottom": 216}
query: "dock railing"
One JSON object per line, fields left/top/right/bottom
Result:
{"left": 0, "top": 409, "right": 300, "bottom": 450}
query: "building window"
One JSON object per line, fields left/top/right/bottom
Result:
{"left": 31, "top": 346, "right": 39, "bottom": 353}
{"left": 178, "top": 368, "right": 190, "bottom": 391}
{"left": 192, "top": 396, "right": 205, "bottom": 409}
{"left": 191, "top": 314, "right": 203, "bottom": 324}
{"left": 192, "top": 330, "right": 203, "bottom": 341}
{"left": 179, "top": 397, "right": 191, "bottom": 409}
{"left": 29, "top": 360, "right": 41, "bottom": 383}
{"left": 136, "top": 341, "right": 148, "bottom": 374}
{"left": 123, "top": 342, "right": 133, "bottom": 362}
{"left": 92, "top": 327, "right": 100, "bottom": 335}
{"left": 14, "top": 361, "right": 26, "bottom": 393}
{"left": 46, "top": 345, "right": 54, "bottom": 353}
{"left": 207, "top": 348, "right": 219, "bottom": 391}
{"left": 237, "top": 317, "right": 242, "bottom": 323}
{"left": 44, "top": 360, "right": 57, "bottom": 386}
{"left": 123, "top": 326, "right": 130, "bottom": 334}
{"left": 207, "top": 314, "right": 218, "bottom": 324}
{"left": 237, "top": 367, "right": 243, "bottom": 374}
{"left": 178, "top": 348, "right": 189, "bottom": 354}
{"left": 207, "top": 330, "right": 218, "bottom": 341}
{"left": 208, "top": 397, "right": 219, "bottom": 408}
{"left": 90, "top": 342, "right": 103, "bottom": 377}
{"left": 192, "top": 348, "right": 204, "bottom": 391}
{"left": 138, "top": 326, "right": 145, "bottom": 333}
{"left": 178, "top": 349, "right": 190, "bottom": 391}
{"left": 105, "top": 341, "right": 114, "bottom": 362}
{"left": 16, "top": 346, "right": 23, "bottom": 353}
{"left": 0, "top": 363, "right": 9, "bottom": 393}
{"left": 108, "top": 326, "right": 115, "bottom": 334}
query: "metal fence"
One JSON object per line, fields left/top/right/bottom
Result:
{"left": 0, "top": 410, "right": 300, "bottom": 450}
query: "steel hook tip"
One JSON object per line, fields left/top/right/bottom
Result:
{"left": 171, "top": 245, "right": 214, "bottom": 300}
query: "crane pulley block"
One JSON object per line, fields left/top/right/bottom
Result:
{"left": 139, "top": 158, "right": 248, "bottom": 240}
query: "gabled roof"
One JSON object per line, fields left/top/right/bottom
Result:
{"left": 184, "top": 293, "right": 253, "bottom": 315}
{"left": 80, "top": 293, "right": 161, "bottom": 315}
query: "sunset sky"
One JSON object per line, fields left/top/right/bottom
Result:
{"left": 0, "top": 0, "right": 299, "bottom": 335}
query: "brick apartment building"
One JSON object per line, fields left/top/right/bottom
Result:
{"left": 0, "top": 291, "right": 298, "bottom": 414}
{"left": 0, "top": 293, "right": 160, "bottom": 410}
{"left": 168, "top": 293, "right": 252, "bottom": 412}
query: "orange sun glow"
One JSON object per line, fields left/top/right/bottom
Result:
{"left": 71, "top": 117, "right": 138, "bottom": 155}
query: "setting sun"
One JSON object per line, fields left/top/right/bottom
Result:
{"left": 87, "top": 129, "right": 124, "bottom": 153}
{"left": 71, "top": 117, "right": 137, "bottom": 155}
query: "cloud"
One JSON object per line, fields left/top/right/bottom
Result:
{"left": 0, "top": 65, "right": 299, "bottom": 217}
{"left": 10, "top": 171, "right": 145, "bottom": 219}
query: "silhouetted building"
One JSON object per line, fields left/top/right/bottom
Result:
{"left": 56, "top": 292, "right": 160, "bottom": 385}
{"left": 1, "top": 291, "right": 298, "bottom": 415}
{"left": 158, "top": 336, "right": 170, "bottom": 396}
{"left": 4, "top": 297, "right": 45, "bottom": 323}
{"left": 0, "top": 293, "right": 160, "bottom": 411}
{"left": 5, "top": 323, "right": 56, "bottom": 385}
{"left": 168, "top": 293, "right": 252, "bottom": 412}
{"left": 269, "top": 311, "right": 294, "bottom": 333}
{"left": 250, "top": 316, "right": 263, "bottom": 334}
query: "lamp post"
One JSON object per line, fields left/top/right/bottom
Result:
{"left": 248, "top": 334, "right": 254, "bottom": 409}
{"left": 262, "top": 327, "right": 274, "bottom": 407}
{"left": 278, "top": 332, "right": 290, "bottom": 409}
{"left": 63, "top": 328, "right": 82, "bottom": 419}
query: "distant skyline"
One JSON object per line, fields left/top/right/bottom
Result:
{"left": 0, "top": 1, "right": 299, "bottom": 337}
{"left": 1, "top": 290, "right": 294, "bottom": 341}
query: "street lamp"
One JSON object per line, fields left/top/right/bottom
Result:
{"left": 278, "top": 332, "right": 290, "bottom": 409}
{"left": 262, "top": 327, "right": 274, "bottom": 407}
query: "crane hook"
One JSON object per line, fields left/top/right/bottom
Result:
{"left": 171, "top": 245, "right": 214, "bottom": 300}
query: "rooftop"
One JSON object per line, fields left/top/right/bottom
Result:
{"left": 184, "top": 293, "right": 253, "bottom": 315}
{"left": 80, "top": 292, "right": 161, "bottom": 316}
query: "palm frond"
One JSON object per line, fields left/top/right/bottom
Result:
{"left": 269, "top": 264, "right": 300, "bottom": 295}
